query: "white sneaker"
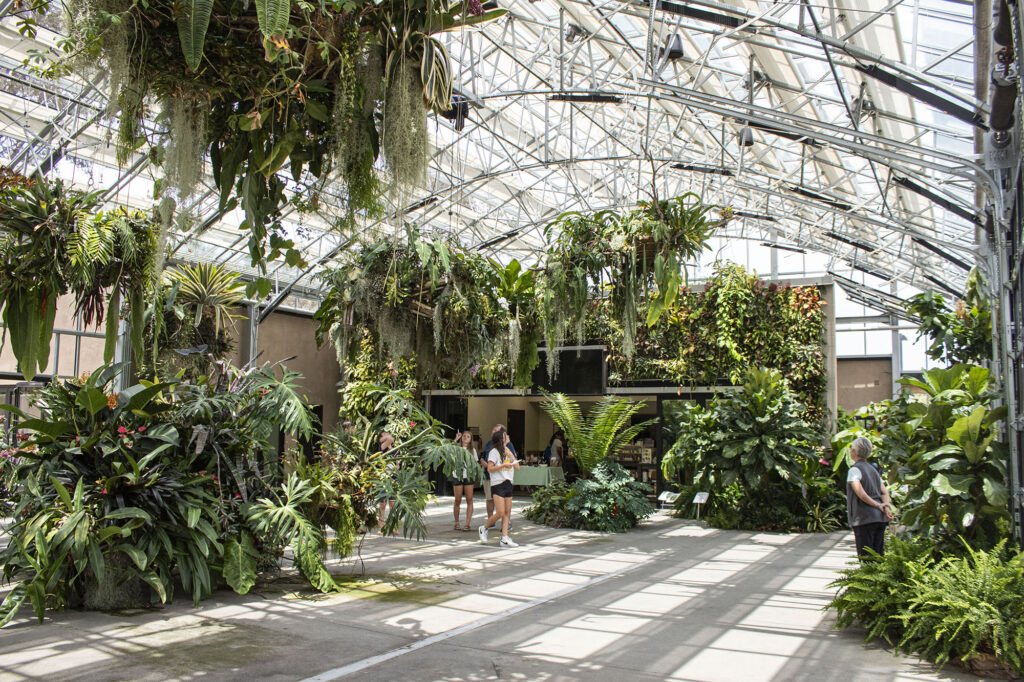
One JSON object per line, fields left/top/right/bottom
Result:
{"left": 478, "top": 525, "right": 489, "bottom": 543}
{"left": 500, "top": 536, "right": 519, "bottom": 548}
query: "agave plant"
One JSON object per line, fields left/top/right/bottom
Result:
{"left": 539, "top": 392, "right": 655, "bottom": 474}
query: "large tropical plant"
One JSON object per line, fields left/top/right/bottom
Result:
{"left": 167, "top": 262, "right": 244, "bottom": 332}
{"left": 834, "top": 364, "right": 1009, "bottom": 548}
{"left": 905, "top": 269, "right": 991, "bottom": 366}
{"left": 0, "top": 358, "right": 333, "bottom": 626}
{"left": 539, "top": 392, "right": 655, "bottom": 474}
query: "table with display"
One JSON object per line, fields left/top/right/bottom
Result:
{"left": 513, "top": 465, "right": 565, "bottom": 487}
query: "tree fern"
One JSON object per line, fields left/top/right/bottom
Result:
{"left": 540, "top": 392, "right": 654, "bottom": 473}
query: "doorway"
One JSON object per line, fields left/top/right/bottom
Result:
{"left": 506, "top": 409, "right": 525, "bottom": 458}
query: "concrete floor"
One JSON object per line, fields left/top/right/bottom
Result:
{"left": 0, "top": 500, "right": 977, "bottom": 682}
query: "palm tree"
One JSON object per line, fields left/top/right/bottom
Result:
{"left": 540, "top": 392, "right": 655, "bottom": 474}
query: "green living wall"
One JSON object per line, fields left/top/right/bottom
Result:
{"left": 596, "top": 262, "right": 828, "bottom": 425}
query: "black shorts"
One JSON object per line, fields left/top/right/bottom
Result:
{"left": 492, "top": 480, "right": 513, "bottom": 498}
{"left": 449, "top": 477, "right": 472, "bottom": 487}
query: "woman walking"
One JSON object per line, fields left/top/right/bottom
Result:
{"left": 451, "top": 430, "right": 476, "bottom": 531}
{"left": 479, "top": 427, "right": 519, "bottom": 548}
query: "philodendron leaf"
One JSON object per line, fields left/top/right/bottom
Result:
{"left": 223, "top": 532, "right": 259, "bottom": 595}
{"left": 176, "top": 0, "right": 214, "bottom": 71}
{"left": 255, "top": 0, "right": 290, "bottom": 38}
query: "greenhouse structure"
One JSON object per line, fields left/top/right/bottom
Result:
{"left": 0, "top": 0, "right": 1022, "bottom": 678}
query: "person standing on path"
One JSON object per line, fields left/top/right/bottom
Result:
{"left": 481, "top": 423, "right": 517, "bottom": 520}
{"left": 451, "top": 430, "right": 476, "bottom": 531}
{"left": 479, "top": 427, "right": 519, "bottom": 548}
{"left": 846, "top": 437, "right": 895, "bottom": 558}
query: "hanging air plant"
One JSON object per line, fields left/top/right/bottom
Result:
{"left": 45, "top": 0, "right": 506, "bottom": 289}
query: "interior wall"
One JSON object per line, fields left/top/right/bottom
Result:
{"left": 0, "top": 294, "right": 105, "bottom": 381}
{"left": 255, "top": 310, "right": 342, "bottom": 432}
{"left": 837, "top": 357, "right": 892, "bottom": 412}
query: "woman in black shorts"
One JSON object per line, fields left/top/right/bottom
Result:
{"left": 451, "top": 430, "right": 476, "bottom": 531}
{"left": 478, "top": 427, "right": 519, "bottom": 548}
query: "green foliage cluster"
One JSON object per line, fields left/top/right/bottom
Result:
{"left": 0, "top": 360, "right": 320, "bottom": 625}
{"left": 539, "top": 392, "right": 654, "bottom": 474}
{"left": 828, "top": 536, "right": 1024, "bottom": 676}
{"left": 322, "top": 384, "right": 482, "bottom": 539}
{"left": 314, "top": 196, "right": 738, "bottom": 393}
{"left": 607, "top": 262, "right": 827, "bottom": 426}
{"left": 142, "top": 263, "right": 244, "bottom": 378}
{"left": 540, "top": 194, "right": 722, "bottom": 369}
{"left": 524, "top": 461, "right": 654, "bottom": 533}
{"left": 315, "top": 227, "right": 542, "bottom": 388}
{"left": 905, "top": 269, "right": 991, "bottom": 366}
{"left": 0, "top": 172, "right": 158, "bottom": 380}
{"left": 831, "top": 364, "right": 1009, "bottom": 549}
{"left": 661, "top": 367, "right": 842, "bottom": 533}
{"left": 43, "top": 0, "right": 505, "bottom": 282}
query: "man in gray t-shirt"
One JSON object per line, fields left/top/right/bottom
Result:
{"left": 846, "top": 437, "right": 895, "bottom": 558}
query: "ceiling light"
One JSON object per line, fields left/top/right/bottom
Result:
{"left": 737, "top": 126, "right": 755, "bottom": 147}
{"left": 734, "top": 210, "right": 776, "bottom": 222}
{"left": 564, "top": 23, "right": 589, "bottom": 43}
{"left": 825, "top": 230, "right": 876, "bottom": 252}
{"left": 760, "top": 242, "right": 806, "bottom": 254}
{"left": 787, "top": 185, "right": 853, "bottom": 212}
{"left": 855, "top": 63, "right": 987, "bottom": 130}
{"left": 891, "top": 175, "right": 978, "bottom": 224}
{"left": 549, "top": 93, "right": 623, "bottom": 103}
{"left": 661, "top": 33, "right": 684, "bottom": 62}
{"left": 671, "top": 163, "right": 733, "bottom": 176}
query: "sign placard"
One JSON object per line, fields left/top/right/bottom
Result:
{"left": 692, "top": 492, "right": 709, "bottom": 504}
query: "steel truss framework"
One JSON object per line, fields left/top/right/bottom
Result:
{"left": 1, "top": 0, "right": 1022, "bottom": 539}
{"left": 0, "top": 0, "right": 991, "bottom": 294}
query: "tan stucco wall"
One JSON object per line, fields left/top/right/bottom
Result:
{"left": 255, "top": 310, "right": 342, "bottom": 432}
{"left": 837, "top": 357, "right": 892, "bottom": 412}
{"left": 0, "top": 294, "right": 105, "bottom": 380}
{"left": 2, "top": 301, "right": 340, "bottom": 432}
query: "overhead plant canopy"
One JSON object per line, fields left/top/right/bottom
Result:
{"left": 0, "top": 0, "right": 988, "bottom": 306}
{"left": 313, "top": 193, "right": 725, "bottom": 388}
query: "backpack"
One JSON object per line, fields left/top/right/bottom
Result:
{"left": 543, "top": 445, "right": 552, "bottom": 463}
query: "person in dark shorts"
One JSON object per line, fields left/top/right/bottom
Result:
{"left": 479, "top": 427, "right": 520, "bottom": 548}
{"left": 846, "top": 437, "right": 895, "bottom": 558}
{"left": 451, "top": 430, "right": 476, "bottom": 531}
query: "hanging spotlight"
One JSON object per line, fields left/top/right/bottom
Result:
{"left": 440, "top": 93, "right": 470, "bottom": 132}
{"left": 661, "top": 33, "right": 684, "bottom": 62}
{"left": 564, "top": 23, "right": 589, "bottom": 43}
{"left": 737, "top": 125, "right": 755, "bottom": 147}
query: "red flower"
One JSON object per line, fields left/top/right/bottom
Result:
{"left": 101, "top": 488, "right": 107, "bottom": 494}
{"left": 117, "top": 426, "right": 128, "bottom": 435}
{"left": 409, "top": 422, "right": 416, "bottom": 428}
{"left": 137, "top": 426, "right": 146, "bottom": 433}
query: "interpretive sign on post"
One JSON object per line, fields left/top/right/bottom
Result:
{"left": 692, "top": 491, "right": 709, "bottom": 521}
